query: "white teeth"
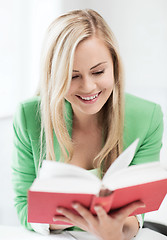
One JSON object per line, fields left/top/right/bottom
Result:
{"left": 80, "top": 93, "right": 98, "bottom": 100}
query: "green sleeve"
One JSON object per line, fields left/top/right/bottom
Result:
{"left": 12, "top": 103, "right": 36, "bottom": 231}
{"left": 130, "top": 104, "right": 163, "bottom": 223}
{"left": 131, "top": 104, "right": 163, "bottom": 165}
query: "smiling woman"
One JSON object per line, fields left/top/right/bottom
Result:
{"left": 65, "top": 37, "right": 114, "bottom": 116}
{"left": 11, "top": 8, "right": 163, "bottom": 239}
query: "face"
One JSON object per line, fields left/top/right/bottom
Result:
{"left": 65, "top": 36, "right": 114, "bottom": 118}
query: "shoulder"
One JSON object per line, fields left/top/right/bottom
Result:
{"left": 124, "top": 93, "right": 163, "bottom": 150}
{"left": 17, "top": 96, "right": 41, "bottom": 113}
{"left": 124, "top": 93, "right": 163, "bottom": 124}
{"left": 13, "top": 96, "right": 41, "bottom": 140}
{"left": 125, "top": 93, "right": 161, "bottom": 116}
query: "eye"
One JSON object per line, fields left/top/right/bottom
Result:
{"left": 72, "top": 75, "right": 80, "bottom": 79}
{"left": 92, "top": 70, "right": 105, "bottom": 75}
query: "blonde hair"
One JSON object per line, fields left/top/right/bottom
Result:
{"left": 38, "top": 9, "right": 124, "bottom": 174}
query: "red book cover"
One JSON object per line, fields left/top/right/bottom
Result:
{"left": 28, "top": 192, "right": 94, "bottom": 225}
{"left": 28, "top": 179, "right": 167, "bottom": 224}
{"left": 90, "top": 179, "right": 167, "bottom": 215}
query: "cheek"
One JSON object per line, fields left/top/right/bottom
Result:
{"left": 64, "top": 82, "right": 77, "bottom": 100}
{"left": 102, "top": 74, "right": 114, "bottom": 91}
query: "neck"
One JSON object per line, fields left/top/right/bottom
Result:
{"left": 73, "top": 111, "right": 101, "bottom": 131}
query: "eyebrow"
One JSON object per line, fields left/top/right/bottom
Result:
{"left": 73, "top": 61, "right": 107, "bottom": 72}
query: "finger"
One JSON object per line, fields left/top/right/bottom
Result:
{"left": 56, "top": 207, "right": 87, "bottom": 227}
{"left": 50, "top": 223, "right": 71, "bottom": 230}
{"left": 52, "top": 215, "right": 73, "bottom": 225}
{"left": 72, "top": 203, "right": 97, "bottom": 226}
{"left": 113, "top": 201, "right": 145, "bottom": 220}
{"left": 94, "top": 205, "right": 108, "bottom": 223}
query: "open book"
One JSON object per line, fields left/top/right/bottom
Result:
{"left": 28, "top": 139, "right": 167, "bottom": 224}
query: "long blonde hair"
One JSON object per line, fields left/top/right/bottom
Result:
{"left": 38, "top": 9, "right": 124, "bottom": 174}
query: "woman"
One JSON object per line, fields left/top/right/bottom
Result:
{"left": 12, "top": 9, "right": 163, "bottom": 239}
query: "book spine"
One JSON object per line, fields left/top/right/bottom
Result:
{"left": 90, "top": 194, "right": 113, "bottom": 214}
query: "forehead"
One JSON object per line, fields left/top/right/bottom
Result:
{"left": 73, "top": 37, "right": 112, "bottom": 68}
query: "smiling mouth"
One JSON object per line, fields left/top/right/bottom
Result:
{"left": 76, "top": 91, "right": 102, "bottom": 102}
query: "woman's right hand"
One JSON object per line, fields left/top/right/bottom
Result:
{"left": 52, "top": 201, "right": 144, "bottom": 239}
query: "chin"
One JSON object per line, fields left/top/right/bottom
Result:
{"left": 81, "top": 106, "right": 103, "bottom": 116}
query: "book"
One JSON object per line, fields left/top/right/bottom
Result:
{"left": 28, "top": 139, "right": 167, "bottom": 225}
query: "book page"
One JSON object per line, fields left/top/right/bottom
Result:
{"left": 102, "top": 139, "right": 139, "bottom": 182}
{"left": 30, "top": 176, "right": 101, "bottom": 194}
{"left": 102, "top": 161, "right": 167, "bottom": 190}
{"left": 39, "top": 161, "right": 100, "bottom": 182}
{"left": 30, "top": 140, "right": 139, "bottom": 193}
{"left": 30, "top": 160, "right": 103, "bottom": 194}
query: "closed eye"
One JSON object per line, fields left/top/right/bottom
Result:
{"left": 92, "top": 70, "right": 104, "bottom": 75}
{"left": 72, "top": 75, "right": 80, "bottom": 79}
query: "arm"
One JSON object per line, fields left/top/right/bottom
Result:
{"left": 130, "top": 103, "right": 163, "bottom": 165}
{"left": 130, "top": 103, "right": 164, "bottom": 226}
{"left": 12, "top": 103, "right": 52, "bottom": 234}
{"left": 12, "top": 103, "right": 70, "bottom": 234}
{"left": 123, "top": 216, "right": 140, "bottom": 239}
{"left": 12, "top": 103, "right": 36, "bottom": 231}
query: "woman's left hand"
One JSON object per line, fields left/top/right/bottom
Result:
{"left": 52, "top": 201, "right": 144, "bottom": 240}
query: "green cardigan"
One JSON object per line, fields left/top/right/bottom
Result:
{"left": 12, "top": 93, "right": 163, "bottom": 230}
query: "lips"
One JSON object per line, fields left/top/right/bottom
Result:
{"left": 76, "top": 91, "right": 102, "bottom": 103}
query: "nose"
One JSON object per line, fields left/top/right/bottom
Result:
{"left": 81, "top": 76, "right": 96, "bottom": 92}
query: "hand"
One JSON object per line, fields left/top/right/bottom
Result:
{"left": 49, "top": 224, "right": 71, "bottom": 231}
{"left": 52, "top": 201, "right": 145, "bottom": 240}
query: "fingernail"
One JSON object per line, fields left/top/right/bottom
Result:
{"left": 72, "top": 203, "right": 78, "bottom": 209}
{"left": 94, "top": 206, "right": 100, "bottom": 212}
{"left": 56, "top": 208, "right": 63, "bottom": 213}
